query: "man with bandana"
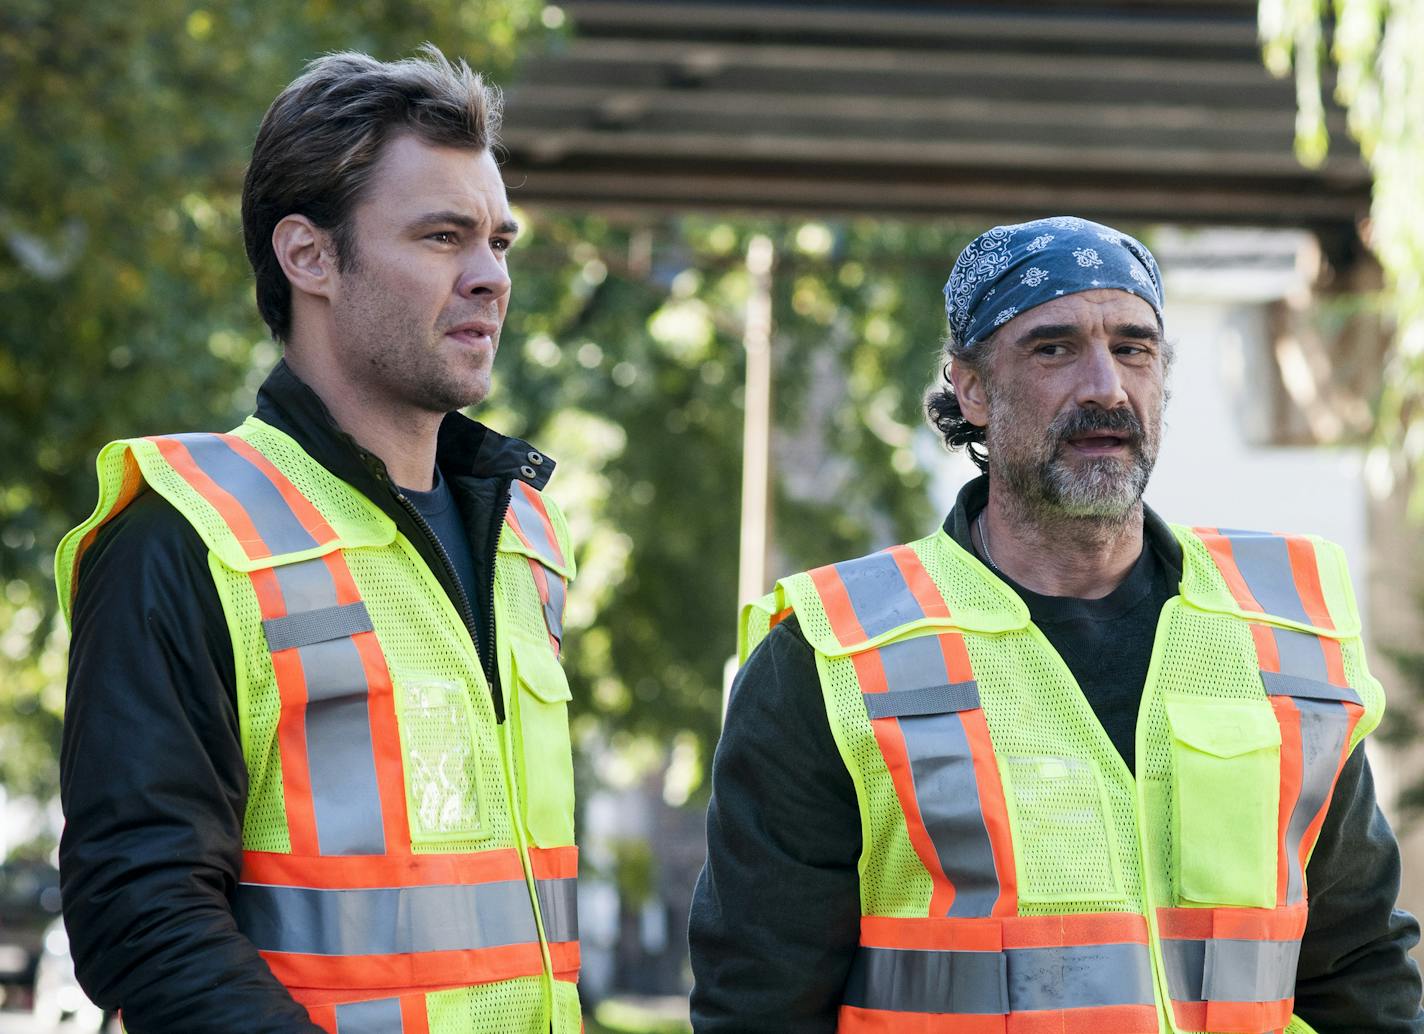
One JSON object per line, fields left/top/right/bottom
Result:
{"left": 689, "top": 217, "right": 1423, "bottom": 1033}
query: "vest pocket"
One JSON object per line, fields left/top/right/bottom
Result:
{"left": 998, "top": 754, "right": 1125, "bottom": 903}
{"left": 393, "top": 672, "right": 491, "bottom": 843}
{"left": 511, "top": 634, "right": 576, "bottom": 847}
{"left": 1166, "top": 698, "right": 1281, "bottom": 907}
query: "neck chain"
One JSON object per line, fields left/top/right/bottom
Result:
{"left": 976, "top": 509, "right": 999, "bottom": 572}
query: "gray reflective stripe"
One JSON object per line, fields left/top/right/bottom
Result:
{"left": 1261, "top": 671, "right": 1362, "bottom": 706}
{"left": 1219, "top": 530, "right": 1311, "bottom": 625}
{"left": 336, "top": 998, "right": 402, "bottom": 1034}
{"left": 836, "top": 551, "right": 925, "bottom": 639}
{"left": 842, "top": 946, "right": 1008, "bottom": 1014}
{"left": 171, "top": 433, "right": 320, "bottom": 555}
{"left": 275, "top": 557, "right": 339, "bottom": 612}
{"left": 843, "top": 942, "right": 1154, "bottom": 1014}
{"left": 900, "top": 711, "right": 999, "bottom": 917}
{"left": 234, "top": 879, "right": 539, "bottom": 956}
{"left": 300, "top": 635, "right": 386, "bottom": 855}
{"left": 536, "top": 877, "right": 579, "bottom": 942}
{"left": 1204, "top": 937, "right": 1300, "bottom": 1002}
{"left": 1008, "top": 942, "right": 1156, "bottom": 1010}
{"left": 878, "top": 634, "right": 956, "bottom": 693}
{"left": 1271, "top": 626, "right": 1329, "bottom": 682}
{"left": 864, "top": 681, "right": 980, "bottom": 719}
{"left": 542, "top": 565, "right": 566, "bottom": 642}
{"left": 1284, "top": 697, "right": 1352, "bottom": 903}
{"left": 1162, "top": 936, "right": 1207, "bottom": 1001}
{"left": 508, "top": 485, "right": 562, "bottom": 568}
{"left": 1162, "top": 936, "right": 1301, "bottom": 1002}
{"left": 264, "top": 601, "right": 374, "bottom": 651}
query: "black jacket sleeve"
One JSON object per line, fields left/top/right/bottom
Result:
{"left": 59, "top": 490, "right": 323, "bottom": 1033}
{"left": 1295, "top": 744, "right": 1424, "bottom": 1032}
{"left": 688, "top": 619, "right": 862, "bottom": 1033}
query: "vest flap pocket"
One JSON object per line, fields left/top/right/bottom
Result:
{"left": 1166, "top": 698, "right": 1281, "bottom": 759}
{"left": 514, "top": 635, "right": 573, "bottom": 703}
{"left": 1166, "top": 697, "right": 1280, "bottom": 908}
{"left": 511, "top": 634, "right": 575, "bottom": 847}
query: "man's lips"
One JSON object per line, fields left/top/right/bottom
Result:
{"left": 1064, "top": 433, "right": 1132, "bottom": 455}
{"left": 444, "top": 321, "right": 498, "bottom": 346}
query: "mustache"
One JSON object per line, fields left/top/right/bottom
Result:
{"left": 1049, "top": 407, "right": 1145, "bottom": 446}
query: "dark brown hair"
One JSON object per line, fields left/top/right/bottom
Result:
{"left": 924, "top": 331, "right": 992, "bottom": 472}
{"left": 241, "top": 44, "right": 502, "bottom": 340}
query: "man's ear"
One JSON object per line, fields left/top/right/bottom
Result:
{"left": 949, "top": 355, "right": 989, "bottom": 428}
{"left": 272, "top": 215, "right": 338, "bottom": 302}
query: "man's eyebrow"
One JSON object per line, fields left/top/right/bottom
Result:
{"left": 1110, "top": 322, "right": 1161, "bottom": 342}
{"left": 1015, "top": 323, "right": 1081, "bottom": 345}
{"left": 405, "top": 211, "right": 521, "bottom": 236}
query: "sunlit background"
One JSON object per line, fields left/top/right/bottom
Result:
{"left": 3, "top": 1, "right": 1423, "bottom": 1031}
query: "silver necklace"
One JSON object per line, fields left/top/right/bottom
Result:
{"left": 976, "top": 509, "right": 999, "bottom": 572}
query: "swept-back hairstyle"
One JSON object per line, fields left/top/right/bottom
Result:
{"left": 241, "top": 44, "right": 502, "bottom": 340}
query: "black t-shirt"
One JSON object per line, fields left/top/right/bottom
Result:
{"left": 967, "top": 500, "right": 1180, "bottom": 773}
{"left": 400, "top": 464, "right": 479, "bottom": 614}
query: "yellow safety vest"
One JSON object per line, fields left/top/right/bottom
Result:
{"left": 57, "top": 417, "right": 582, "bottom": 1034}
{"left": 741, "top": 524, "right": 1383, "bottom": 1034}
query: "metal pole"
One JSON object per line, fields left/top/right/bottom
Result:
{"left": 738, "top": 234, "right": 775, "bottom": 611}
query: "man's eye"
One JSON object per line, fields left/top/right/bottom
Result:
{"left": 1036, "top": 343, "right": 1068, "bottom": 356}
{"left": 428, "top": 231, "right": 457, "bottom": 244}
{"left": 491, "top": 238, "right": 511, "bottom": 252}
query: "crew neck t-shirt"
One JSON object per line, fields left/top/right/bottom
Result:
{"left": 399, "top": 465, "right": 479, "bottom": 615}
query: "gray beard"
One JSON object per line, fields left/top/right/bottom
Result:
{"left": 995, "top": 442, "right": 1156, "bottom": 528}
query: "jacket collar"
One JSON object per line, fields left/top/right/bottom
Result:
{"left": 252, "top": 359, "right": 555, "bottom": 513}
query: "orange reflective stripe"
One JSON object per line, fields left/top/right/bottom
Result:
{"left": 769, "top": 606, "right": 793, "bottom": 629}
{"left": 550, "top": 939, "right": 581, "bottom": 981}
{"left": 867, "top": 692, "right": 957, "bottom": 916}
{"left": 1157, "top": 904, "right": 1308, "bottom": 941}
{"left": 1319, "top": 635, "right": 1347, "bottom": 687}
{"left": 999, "top": 912, "right": 1148, "bottom": 949}
{"left": 262, "top": 942, "right": 546, "bottom": 992}
{"left": 1250, "top": 622, "right": 1281, "bottom": 672}
{"left": 1170, "top": 997, "right": 1293, "bottom": 1034}
{"left": 306, "top": 1003, "right": 338, "bottom": 1034}
{"left": 243, "top": 847, "right": 527, "bottom": 889}
{"left": 838, "top": 1007, "right": 1004, "bottom": 1033}
{"left": 1009, "top": 1005, "right": 1159, "bottom": 1033}
{"left": 809, "top": 562, "right": 869, "bottom": 646}
{"left": 858, "top": 912, "right": 1148, "bottom": 952}
{"left": 151, "top": 436, "right": 271, "bottom": 559}
{"left": 1272, "top": 696, "right": 1305, "bottom": 906}
{"left": 1194, "top": 527, "right": 1264, "bottom": 613}
{"left": 400, "top": 994, "right": 431, "bottom": 1034}
{"left": 250, "top": 565, "right": 321, "bottom": 855}
{"left": 888, "top": 545, "right": 951, "bottom": 620}
{"left": 1283, "top": 535, "right": 1333, "bottom": 630}
{"left": 959, "top": 707, "right": 1016, "bottom": 918}
{"left": 860, "top": 914, "right": 1002, "bottom": 952}
{"left": 530, "top": 845, "right": 579, "bottom": 881}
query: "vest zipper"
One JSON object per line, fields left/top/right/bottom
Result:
{"left": 393, "top": 489, "right": 506, "bottom": 723}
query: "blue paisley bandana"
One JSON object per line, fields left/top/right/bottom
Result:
{"left": 943, "top": 216, "right": 1164, "bottom": 350}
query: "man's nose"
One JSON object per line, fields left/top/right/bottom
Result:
{"left": 1076, "top": 342, "right": 1129, "bottom": 410}
{"left": 456, "top": 246, "right": 511, "bottom": 302}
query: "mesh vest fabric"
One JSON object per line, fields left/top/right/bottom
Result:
{"left": 740, "top": 525, "right": 1382, "bottom": 1034}
{"left": 57, "top": 418, "right": 582, "bottom": 1034}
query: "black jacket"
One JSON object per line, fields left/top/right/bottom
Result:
{"left": 59, "top": 361, "right": 555, "bottom": 1033}
{"left": 690, "top": 479, "right": 1424, "bottom": 1033}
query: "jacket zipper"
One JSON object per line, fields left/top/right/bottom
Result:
{"left": 393, "top": 488, "right": 507, "bottom": 723}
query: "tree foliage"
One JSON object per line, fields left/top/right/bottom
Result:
{"left": 0, "top": 2, "right": 965, "bottom": 808}
{"left": 1259, "top": 0, "right": 1424, "bottom": 503}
